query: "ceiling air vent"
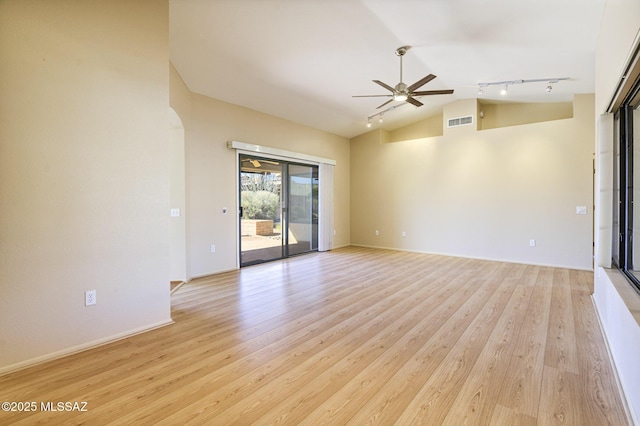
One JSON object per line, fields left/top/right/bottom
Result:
{"left": 447, "top": 115, "right": 474, "bottom": 128}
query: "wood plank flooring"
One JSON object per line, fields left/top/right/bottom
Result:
{"left": 0, "top": 247, "right": 630, "bottom": 425}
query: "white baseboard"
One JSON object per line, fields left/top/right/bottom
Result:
{"left": 349, "top": 243, "right": 594, "bottom": 271}
{"left": 0, "top": 319, "right": 174, "bottom": 376}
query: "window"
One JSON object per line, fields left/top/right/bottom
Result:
{"left": 612, "top": 67, "right": 640, "bottom": 293}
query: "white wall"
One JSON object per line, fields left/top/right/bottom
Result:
{"left": 351, "top": 95, "right": 595, "bottom": 270}
{"left": 593, "top": 0, "right": 640, "bottom": 423}
{"left": 0, "top": 0, "right": 172, "bottom": 372}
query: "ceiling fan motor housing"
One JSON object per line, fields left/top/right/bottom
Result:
{"left": 394, "top": 82, "right": 409, "bottom": 101}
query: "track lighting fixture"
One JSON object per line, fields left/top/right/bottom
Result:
{"left": 477, "top": 77, "right": 569, "bottom": 96}
{"left": 364, "top": 103, "right": 405, "bottom": 127}
{"left": 365, "top": 75, "right": 570, "bottom": 127}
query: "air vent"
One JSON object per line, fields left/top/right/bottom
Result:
{"left": 447, "top": 115, "right": 474, "bottom": 128}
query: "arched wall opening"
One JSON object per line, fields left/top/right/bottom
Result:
{"left": 169, "top": 107, "right": 187, "bottom": 284}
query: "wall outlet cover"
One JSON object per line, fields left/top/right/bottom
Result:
{"left": 85, "top": 290, "right": 96, "bottom": 306}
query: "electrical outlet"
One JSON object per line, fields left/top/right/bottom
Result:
{"left": 402, "top": 231, "right": 406, "bottom": 237}
{"left": 210, "top": 244, "right": 216, "bottom": 253}
{"left": 85, "top": 290, "right": 96, "bottom": 306}
{"left": 529, "top": 239, "right": 536, "bottom": 247}
{"left": 375, "top": 230, "right": 379, "bottom": 236}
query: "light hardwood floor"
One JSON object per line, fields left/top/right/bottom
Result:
{"left": 0, "top": 247, "right": 630, "bottom": 425}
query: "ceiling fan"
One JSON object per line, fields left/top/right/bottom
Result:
{"left": 353, "top": 46, "right": 454, "bottom": 109}
{"left": 241, "top": 158, "right": 279, "bottom": 168}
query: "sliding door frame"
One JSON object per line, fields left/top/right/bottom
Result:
{"left": 232, "top": 142, "right": 334, "bottom": 268}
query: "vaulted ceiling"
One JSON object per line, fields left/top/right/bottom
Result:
{"left": 170, "top": 0, "right": 605, "bottom": 138}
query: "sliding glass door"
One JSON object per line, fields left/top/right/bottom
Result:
{"left": 287, "top": 164, "right": 318, "bottom": 256}
{"left": 239, "top": 154, "right": 318, "bottom": 266}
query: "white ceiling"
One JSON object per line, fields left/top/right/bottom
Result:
{"left": 170, "top": 0, "right": 605, "bottom": 139}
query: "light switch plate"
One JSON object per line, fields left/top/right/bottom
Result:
{"left": 170, "top": 208, "right": 180, "bottom": 217}
{"left": 576, "top": 206, "right": 587, "bottom": 215}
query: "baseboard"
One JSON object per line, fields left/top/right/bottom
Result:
{"left": 349, "top": 244, "right": 594, "bottom": 271}
{"left": 186, "top": 268, "right": 239, "bottom": 282}
{"left": 329, "top": 243, "right": 351, "bottom": 250}
{"left": 170, "top": 281, "right": 186, "bottom": 294}
{"left": 0, "top": 319, "right": 174, "bottom": 377}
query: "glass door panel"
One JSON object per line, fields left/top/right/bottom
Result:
{"left": 239, "top": 155, "right": 284, "bottom": 266}
{"left": 239, "top": 155, "right": 318, "bottom": 266}
{"left": 287, "top": 164, "right": 318, "bottom": 256}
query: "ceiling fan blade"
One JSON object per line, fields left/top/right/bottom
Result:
{"left": 407, "top": 74, "right": 436, "bottom": 92}
{"left": 411, "top": 89, "right": 455, "bottom": 96}
{"left": 376, "top": 98, "right": 394, "bottom": 109}
{"left": 406, "top": 97, "right": 423, "bottom": 107}
{"left": 373, "top": 80, "right": 395, "bottom": 92}
{"left": 352, "top": 94, "right": 393, "bottom": 98}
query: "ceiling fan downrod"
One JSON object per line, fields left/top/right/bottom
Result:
{"left": 394, "top": 46, "right": 410, "bottom": 99}
{"left": 395, "top": 45, "right": 410, "bottom": 83}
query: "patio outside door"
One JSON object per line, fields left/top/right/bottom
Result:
{"left": 287, "top": 163, "right": 318, "bottom": 256}
{"left": 239, "top": 154, "right": 318, "bottom": 266}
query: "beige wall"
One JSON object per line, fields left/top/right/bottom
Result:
{"left": 169, "top": 108, "right": 187, "bottom": 282}
{"left": 351, "top": 95, "right": 594, "bottom": 270}
{"left": 479, "top": 101, "right": 573, "bottom": 130}
{"left": 389, "top": 113, "right": 443, "bottom": 142}
{"left": 169, "top": 67, "right": 350, "bottom": 278}
{"left": 0, "top": 0, "right": 172, "bottom": 372}
{"left": 593, "top": 0, "right": 640, "bottom": 422}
